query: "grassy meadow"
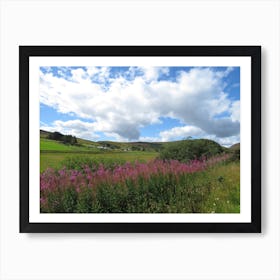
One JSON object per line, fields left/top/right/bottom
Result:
{"left": 40, "top": 130, "right": 240, "bottom": 213}
{"left": 40, "top": 151, "right": 158, "bottom": 172}
{"left": 40, "top": 137, "right": 159, "bottom": 172}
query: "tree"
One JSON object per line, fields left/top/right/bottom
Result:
{"left": 48, "top": 131, "right": 63, "bottom": 141}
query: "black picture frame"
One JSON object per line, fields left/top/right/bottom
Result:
{"left": 19, "top": 46, "right": 261, "bottom": 233}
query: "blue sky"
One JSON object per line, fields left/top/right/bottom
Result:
{"left": 40, "top": 66, "right": 240, "bottom": 146}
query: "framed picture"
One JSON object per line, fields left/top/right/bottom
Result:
{"left": 19, "top": 46, "right": 261, "bottom": 233}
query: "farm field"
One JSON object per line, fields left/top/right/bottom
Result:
{"left": 41, "top": 138, "right": 100, "bottom": 152}
{"left": 40, "top": 151, "right": 159, "bottom": 172}
{"left": 40, "top": 132, "right": 160, "bottom": 172}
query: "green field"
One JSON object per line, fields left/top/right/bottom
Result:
{"left": 40, "top": 132, "right": 160, "bottom": 172}
{"left": 40, "top": 151, "right": 159, "bottom": 172}
{"left": 40, "top": 138, "right": 99, "bottom": 152}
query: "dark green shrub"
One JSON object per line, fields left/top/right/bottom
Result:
{"left": 159, "top": 139, "right": 224, "bottom": 162}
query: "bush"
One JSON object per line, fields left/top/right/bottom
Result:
{"left": 159, "top": 139, "right": 224, "bottom": 162}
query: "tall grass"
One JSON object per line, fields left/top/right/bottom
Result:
{"left": 40, "top": 154, "right": 237, "bottom": 213}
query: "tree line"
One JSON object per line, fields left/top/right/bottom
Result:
{"left": 48, "top": 131, "right": 78, "bottom": 145}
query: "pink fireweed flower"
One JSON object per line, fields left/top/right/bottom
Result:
{"left": 70, "top": 175, "right": 76, "bottom": 183}
{"left": 40, "top": 153, "right": 231, "bottom": 209}
{"left": 58, "top": 168, "right": 66, "bottom": 177}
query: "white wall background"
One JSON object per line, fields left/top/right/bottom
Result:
{"left": 0, "top": 0, "right": 279, "bottom": 279}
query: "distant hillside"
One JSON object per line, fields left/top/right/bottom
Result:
{"left": 40, "top": 129, "right": 238, "bottom": 154}
{"left": 40, "top": 130, "right": 162, "bottom": 152}
{"left": 97, "top": 141, "right": 163, "bottom": 152}
{"left": 40, "top": 129, "right": 51, "bottom": 139}
{"left": 228, "top": 143, "right": 240, "bottom": 161}
{"left": 41, "top": 129, "right": 98, "bottom": 146}
{"left": 229, "top": 143, "right": 240, "bottom": 151}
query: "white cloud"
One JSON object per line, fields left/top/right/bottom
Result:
{"left": 40, "top": 119, "right": 100, "bottom": 141}
{"left": 71, "top": 68, "right": 87, "bottom": 82}
{"left": 40, "top": 66, "right": 239, "bottom": 142}
{"left": 158, "top": 124, "right": 239, "bottom": 147}
{"left": 213, "top": 135, "right": 240, "bottom": 147}
{"left": 230, "top": 100, "right": 240, "bottom": 122}
{"left": 215, "top": 66, "right": 234, "bottom": 78}
{"left": 138, "top": 66, "right": 169, "bottom": 81}
{"left": 86, "top": 66, "right": 100, "bottom": 77}
{"left": 159, "top": 125, "right": 205, "bottom": 142}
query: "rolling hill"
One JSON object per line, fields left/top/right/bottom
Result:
{"left": 40, "top": 129, "right": 239, "bottom": 153}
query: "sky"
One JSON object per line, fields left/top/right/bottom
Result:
{"left": 40, "top": 66, "right": 240, "bottom": 147}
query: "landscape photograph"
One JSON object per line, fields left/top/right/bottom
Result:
{"left": 39, "top": 65, "right": 240, "bottom": 214}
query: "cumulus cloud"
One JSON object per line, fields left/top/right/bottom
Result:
{"left": 40, "top": 119, "right": 100, "bottom": 140}
{"left": 157, "top": 124, "right": 240, "bottom": 147}
{"left": 159, "top": 125, "right": 205, "bottom": 142}
{"left": 138, "top": 66, "right": 169, "bottom": 81}
{"left": 40, "top": 66, "right": 240, "bottom": 145}
{"left": 230, "top": 100, "right": 240, "bottom": 122}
